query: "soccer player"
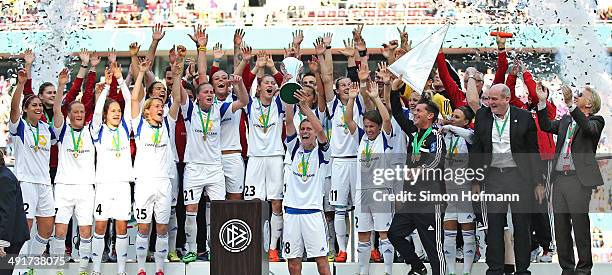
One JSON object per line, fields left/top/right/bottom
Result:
{"left": 244, "top": 75, "right": 286, "bottom": 261}
{"left": 180, "top": 74, "right": 249, "bottom": 263}
{"left": 9, "top": 69, "right": 57, "bottom": 266}
{"left": 345, "top": 81, "right": 395, "bottom": 275}
{"left": 50, "top": 67, "right": 96, "bottom": 275}
{"left": 130, "top": 58, "right": 181, "bottom": 275}
{"left": 283, "top": 90, "right": 331, "bottom": 275}
{"left": 90, "top": 64, "right": 134, "bottom": 275}
{"left": 440, "top": 106, "right": 477, "bottom": 275}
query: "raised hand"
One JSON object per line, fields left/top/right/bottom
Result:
{"left": 227, "top": 74, "right": 243, "bottom": 85}
{"left": 283, "top": 44, "right": 297, "bottom": 58}
{"left": 561, "top": 85, "right": 573, "bottom": 106}
{"left": 176, "top": 45, "right": 187, "bottom": 58}
{"left": 388, "top": 40, "right": 399, "bottom": 51}
{"left": 308, "top": 56, "right": 320, "bottom": 74}
{"left": 171, "top": 61, "right": 183, "bottom": 77}
{"left": 213, "top": 43, "right": 224, "bottom": 59}
{"left": 188, "top": 24, "right": 208, "bottom": 47}
{"left": 110, "top": 62, "right": 122, "bottom": 79}
{"left": 241, "top": 46, "right": 253, "bottom": 61}
{"left": 535, "top": 81, "right": 547, "bottom": 103}
{"left": 108, "top": 48, "right": 117, "bottom": 64}
{"left": 17, "top": 69, "right": 27, "bottom": 84}
{"left": 313, "top": 37, "right": 326, "bottom": 55}
{"left": 152, "top": 23, "right": 166, "bottom": 41}
{"left": 234, "top": 29, "right": 245, "bottom": 46}
{"left": 495, "top": 27, "right": 507, "bottom": 49}
{"left": 391, "top": 74, "right": 404, "bottom": 91}
{"left": 397, "top": 26, "right": 410, "bottom": 49}
{"left": 58, "top": 68, "right": 70, "bottom": 86}
{"left": 357, "top": 61, "right": 370, "bottom": 82}
{"left": 348, "top": 82, "right": 359, "bottom": 99}
{"left": 265, "top": 54, "right": 275, "bottom": 68}
{"left": 294, "top": 89, "right": 309, "bottom": 109}
{"left": 79, "top": 48, "right": 90, "bottom": 64}
{"left": 367, "top": 80, "right": 379, "bottom": 98}
{"left": 352, "top": 23, "right": 364, "bottom": 43}
{"left": 95, "top": 82, "right": 105, "bottom": 93}
{"left": 339, "top": 39, "right": 355, "bottom": 57}
{"left": 292, "top": 29, "right": 304, "bottom": 46}
{"left": 24, "top": 49, "right": 35, "bottom": 64}
{"left": 129, "top": 42, "right": 140, "bottom": 57}
{"left": 510, "top": 59, "right": 523, "bottom": 76}
{"left": 139, "top": 58, "right": 151, "bottom": 73}
{"left": 104, "top": 67, "right": 112, "bottom": 85}
{"left": 168, "top": 45, "right": 177, "bottom": 65}
{"left": 256, "top": 51, "right": 267, "bottom": 68}
{"left": 322, "top": 32, "right": 333, "bottom": 47}
{"left": 377, "top": 62, "right": 392, "bottom": 84}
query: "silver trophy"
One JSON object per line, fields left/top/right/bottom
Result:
{"left": 279, "top": 57, "right": 304, "bottom": 104}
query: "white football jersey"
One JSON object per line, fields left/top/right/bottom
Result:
{"left": 53, "top": 122, "right": 96, "bottom": 185}
{"left": 132, "top": 115, "right": 176, "bottom": 180}
{"left": 356, "top": 128, "right": 394, "bottom": 190}
{"left": 284, "top": 134, "right": 331, "bottom": 210}
{"left": 245, "top": 96, "right": 285, "bottom": 157}
{"left": 219, "top": 95, "right": 243, "bottom": 151}
{"left": 326, "top": 96, "right": 364, "bottom": 157}
{"left": 182, "top": 100, "right": 231, "bottom": 164}
{"left": 388, "top": 109, "right": 411, "bottom": 165}
{"left": 91, "top": 119, "right": 134, "bottom": 183}
{"left": 8, "top": 118, "right": 56, "bottom": 184}
{"left": 283, "top": 106, "right": 324, "bottom": 165}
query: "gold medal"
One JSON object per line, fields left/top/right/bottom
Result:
{"left": 34, "top": 146, "right": 39, "bottom": 152}
{"left": 115, "top": 152, "right": 121, "bottom": 158}
{"left": 73, "top": 152, "right": 79, "bottom": 158}
{"left": 302, "top": 175, "right": 308, "bottom": 181}
{"left": 344, "top": 128, "right": 349, "bottom": 134}
{"left": 263, "top": 127, "right": 268, "bottom": 134}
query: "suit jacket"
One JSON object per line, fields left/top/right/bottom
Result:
{"left": 470, "top": 106, "right": 541, "bottom": 186}
{"left": 0, "top": 166, "right": 29, "bottom": 247}
{"left": 537, "top": 107, "right": 605, "bottom": 187}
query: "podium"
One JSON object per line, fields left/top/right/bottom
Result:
{"left": 210, "top": 200, "right": 270, "bottom": 275}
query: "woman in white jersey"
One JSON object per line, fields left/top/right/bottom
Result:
{"left": 345, "top": 81, "right": 396, "bottom": 275}
{"left": 283, "top": 90, "right": 331, "bottom": 275}
{"left": 90, "top": 64, "right": 134, "bottom": 275}
{"left": 244, "top": 75, "right": 286, "bottom": 261}
{"left": 440, "top": 106, "right": 477, "bottom": 275}
{"left": 50, "top": 66, "right": 97, "bottom": 274}
{"left": 180, "top": 75, "right": 248, "bottom": 263}
{"left": 130, "top": 59, "right": 181, "bottom": 275}
{"left": 8, "top": 69, "right": 58, "bottom": 260}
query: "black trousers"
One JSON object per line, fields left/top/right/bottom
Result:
{"left": 389, "top": 204, "right": 446, "bottom": 275}
{"left": 553, "top": 174, "right": 593, "bottom": 275}
{"left": 530, "top": 211, "right": 552, "bottom": 251}
{"left": 484, "top": 168, "right": 532, "bottom": 275}
{"left": 0, "top": 241, "right": 26, "bottom": 275}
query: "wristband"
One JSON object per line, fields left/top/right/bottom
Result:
{"left": 358, "top": 50, "right": 367, "bottom": 57}
{"left": 80, "top": 64, "right": 89, "bottom": 69}
{"left": 325, "top": 46, "right": 332, "bottom": 49}
{"left": 198, "top": 46, "right": 207, "bottom": 52}
{"left": 213, "top": 58, "right": 222, "bottom": 63}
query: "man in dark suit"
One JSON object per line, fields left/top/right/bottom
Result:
{"left": 536, "top": 84, "right": 604, "bottom": 275}
{"left": 0, "top": 150, "right": 30, "bottom": 275}
{"left": 470, "top": 83, "right": 543, "bottom": 275}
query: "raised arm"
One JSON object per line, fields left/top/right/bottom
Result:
{"left": 233, "top": 29, "right": 245, "bottom": 71}
{"left": 296, "top": 90, "right": 327, "bottom": 143}
{"left": 465, "top": 72, "right": 481, "bottom": 112}
{"left": 83, "top": 54, "right": 100, "bottom": 123}
{"left": 146, "top": 23, "right": 166, "bottom": 66}
{"left": 132, "top": 59, "right": 150, "bottom": 119}
{"left": 54, "top": 68, "right": 69, "bottom": 129}
{"left": 188, "top": 24, "right": 209, "bottom": 85}
{"left": 367, "top": 80, "right": 392, "bottom": 134}
{"left": 227, "top": 74, "right": 248, "bottom": 112}
{"left": 211, "top": 43, "right": 224, "bottom": 69}
{"left": 438, "top": 52, "right": 467, "bottom": 108}
{"left": 390, "top": 80, "right": 416, "bottom": 134}
{"left": 316, "top": 38, "right": 335, "bottom": 103}
{"left": 345, "top": 82, "right": 359, "bottom": 135}
{"left": 378, "top": 62, "right": 393, "bottom": 112}
{"left": 62, "top": 49, "right": 91, "bottom": 113}
{"left": 92, "top": 81, "right": 109, "bottom": 131}
{"left": 292, "top": 30, "right": 304, "bottom": 59}
{"left": 111, "top": 62, "right": 131, "bottom": 123}
{"left": 535, "top": 82, "right": 560, "bottom": 134}
{"left": 168, "top": 62, "right": 182, "bottom": 120}
{"left": 493, "top": 29, "right": 509, "bottom": 85}
{"left": 357, "top": 61, "right": 374, "bottom": 111}
{"left": 10, "top": 70, "right": 27, "bottom": 124}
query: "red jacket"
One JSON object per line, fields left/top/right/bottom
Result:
{"left": 435, "top": 52, "right": 467, "bottom": 108}
{"left": 506, "top": 71, "right": 556, "bottom": 160}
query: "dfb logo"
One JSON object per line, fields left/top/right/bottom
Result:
{"left": 219, "top": 219, "right": 252, "bottom": 253}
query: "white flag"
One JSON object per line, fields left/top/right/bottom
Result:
{"left": 388, "top": 25, "right": 449, "bottom": 94}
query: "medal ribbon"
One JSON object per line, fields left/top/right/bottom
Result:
{"left": 111, "top": 128, "right": 121, "bottom": 153}
{"left": 412, "top": 127, "right": 432, "bottom": 156}
{"left": 448, "top": 135, "right": 459, "bottom": 157}
{"left": 341, "top": 105, "right": 348, "bottom": 132}
{"left": 257, "top": 98, "right": 271, "bottom": 130}
{"left": 44, "top": 112, "right": 54, "bottom": 126}
{"left": 494, "top": 113, "right": 509, "bottom": 141}
{"left": 153, "top": 126, "right": 161, "bottom": 145}
{"left": 28, "top": 122, "right": 40, "bottom": 150}
{"left": 564, "top": 121, "right": 575, "bottom": 157}
{"left": 364, "top": 140, "right": 372, "bottom": 162}
{"left": 198, "top": 105, "right": 213, "bottom": 139}
{"left": 301, "top": 151, "right": 312, "bottom": 178}
{"left": 70, "top": 127, "right": 83, "bottom": 154}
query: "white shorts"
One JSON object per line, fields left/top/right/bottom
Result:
{"left": 21, "top": 182, "right": 55, "bottom": 219}
{"left": 322, "top": 176, "right": 334, "bottom": 212}
{"left": 222, "top": 153, "right": 245, "bottom": 194}
{"left": 282, "top": 211, "right": 329, "bottom": 259}
{"left": 329, "top": 158, "right": 358, "bottom": 207}
{"left": 244, "top": 156, "right": 284, "bottom": 200}
{"left": 94, "top": 182, "right": 132, "bottom": 221}
{"left": 355, "top": 189, "right": 393, "bottom": 233}
{"left": 169, "top": 163, "right": 179, "bottom": 207}
{"left": 444, "top": 200, "right": 475, "bottom": 224}
{"left": 54, "top": 184, "right": 94, "bottom": 226}
{"left": 133, "top": 178, "right": 172, "bottom": 224}
{"left": 184, "top": 163, "right": 226, "bottom": 204}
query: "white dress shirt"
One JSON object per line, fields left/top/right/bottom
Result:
{"left": 490, "top": 107, "right": 517, "bottom": 168}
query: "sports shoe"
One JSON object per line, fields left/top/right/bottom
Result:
{"left": 268, "top": 249, "right": 280, "bottom": 262}
{"left": 530, "top": 247, "right": 542, "bottom": 263}
{"left": 56, "top": 271, "right": 64, "bottom": 275}
{"left": 370, "top": 249, "right": 382, "bottom": 263}
{"left": 408, "top": 266, "right": 428, "bottom": 275}
{"left": 137, "top": 270, "right": 146, "bottom": 275}
{"left": 27, "top": 268, "right": 35, "bottom": 275}
{"left": 197, "top": 251, "right": 209, "bottom": 261}
{"left": 327, "top": 251, "right": 335, "bottom": 262}
{"left": 168, "top": 251, "right": 181, "bottom": 262}
{"left": 538, "top": 250, "right": 553, "bottom": 263}
{"left": 456, "top": 247, "right": 464, "bottom": 263}
{"left": 335, "top": 250, "right": 347, "bottom": 262}
{"left": 181, "top": 252, "right": 198, "bottom": 263}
